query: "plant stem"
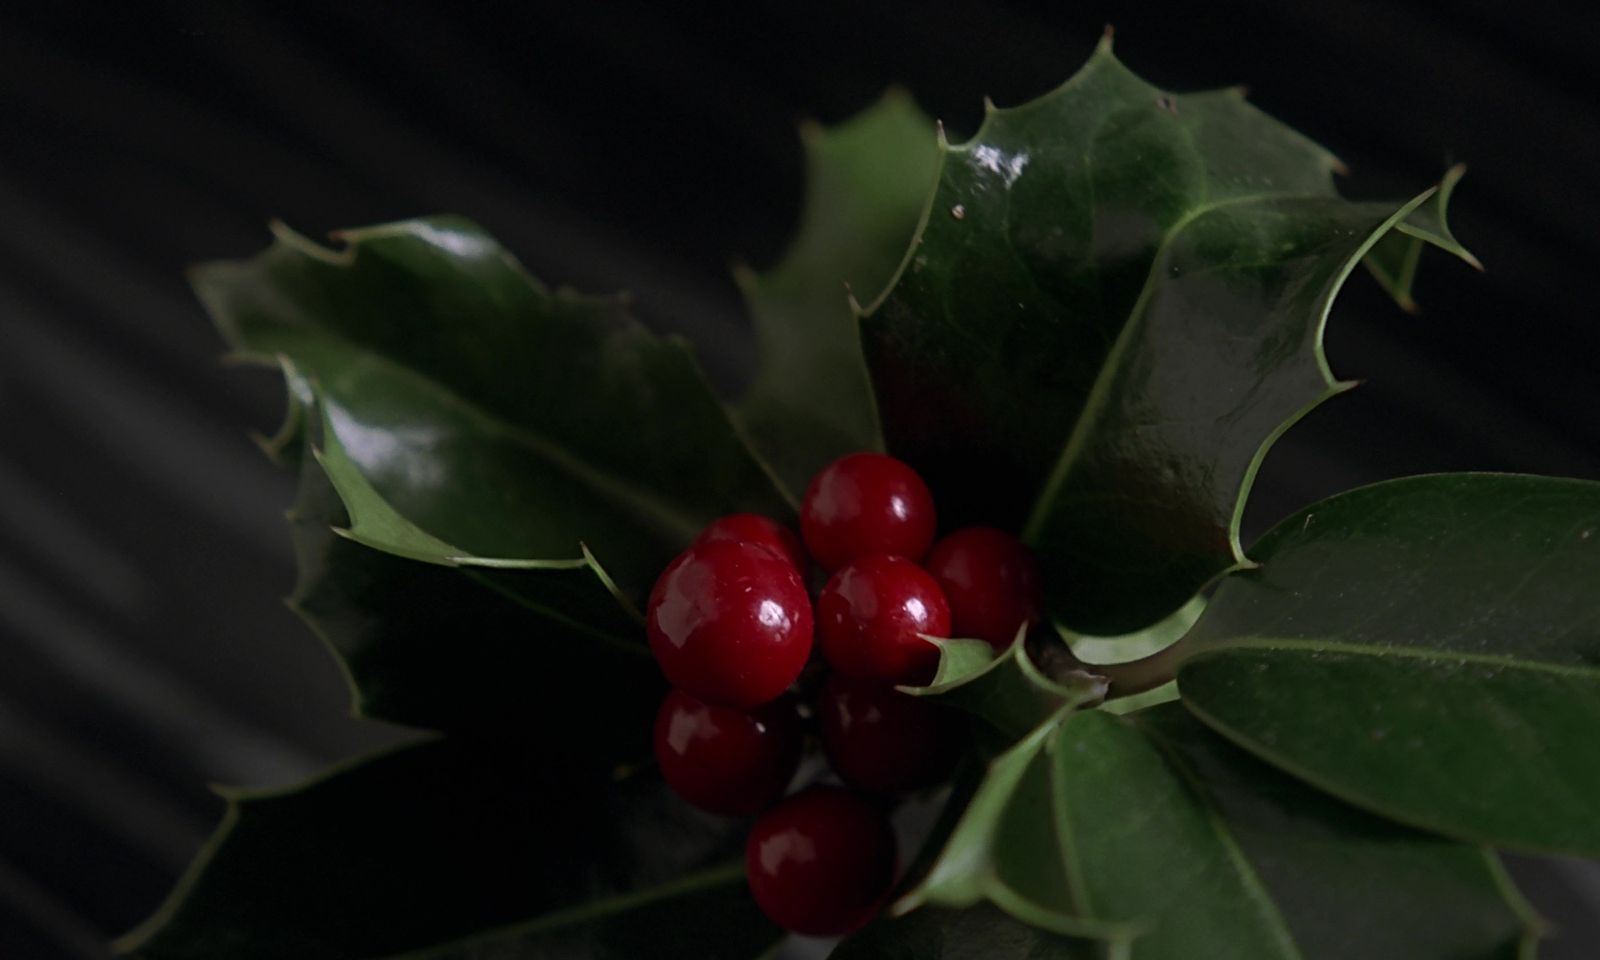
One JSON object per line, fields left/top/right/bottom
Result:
{"left": 1093, "top": 634, "right": 1193, "bottom": 699}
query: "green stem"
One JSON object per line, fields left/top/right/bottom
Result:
{"left": 1094, "top": 634, "right": 1193, "bottom": 699}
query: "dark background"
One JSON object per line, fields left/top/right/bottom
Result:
{"left": 2, "top": 2, "right": 1598, "bottom": 957}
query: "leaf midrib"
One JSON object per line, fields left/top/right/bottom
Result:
{"left": 1184, "top": 637, "right": 1600, "bottom": 681}
{"left": 1134, "top": 718, "right": 1306, "bottom": 960}
{"left": 1021, "top": 189, "right": 1338, "bottom": 544}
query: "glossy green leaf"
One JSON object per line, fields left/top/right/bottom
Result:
{"left": 833, "top": 903, "right": 1116, "bottom": 959}
{"left": 1176, "top": 472, "right": 1600, "bottom": 857}
{"left": 194, "top": 218, "right": 791, "bottom": 601}
{"left": 287, "top": 429, "right": 663, "bottom": 752}
{"left": 117, "top": 740, "right": 780, "bottom": 960}
{"left": 734, "top": 92, "right": 940, "bottom": 496}
{"left": 907, "top": 633, "right": 1107, "bottom": 739}
{"left": 858, "top": 35, "right": 1474, "bottom": 634}
{"left": 903, "top": 704, "right": 1538, "bottom": 959}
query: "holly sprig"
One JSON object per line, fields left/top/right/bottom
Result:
{"left": 119, "top": 35, "right": 1592, "bottom": 960}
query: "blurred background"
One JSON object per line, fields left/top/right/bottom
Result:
{"left": 2, "top": 1, "right": 1598, "bottom": 956}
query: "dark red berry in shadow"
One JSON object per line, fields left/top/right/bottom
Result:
{"left": 817, "top": 674, "right": 958, "bottom": 793}
{"left": 694, "top": 513, "right": 809, "bottom": 573}
{"left": 647, "top": 540, "right": 812, "bottom": 708}
{"left": 817, "top": 554, "right": 950, "bottom": 685}
{"left": 800, "top": 452, "right": 936, "bottom": 570}
{"left": 653, "top": 689, "right": 802, "bottom": 815}
{"left": 925, "top": 526, "right": 1043, "bottom": 649}
{"left": 745, "top": 786, "right": 897, "bottom": 936}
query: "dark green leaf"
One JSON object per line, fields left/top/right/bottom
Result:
{"left": 858, "top": 36, "right": 1473, "bottom": 634}
{"left": 735, "top": 92, "right": 940, "bottom": 496}
{"left": 903, "top": 704, "right": 1538, "bottom": 959}
{"left": 117, "top": 740, "right": 780, "bottom": 960}
{"left": 1176, "top": 472, "right": 1600, "bottom": 857}
{"left": 908, "top": 633, "right": 1107, "bottom": 739}
{"left": 194, "top": 218, "right": 790, "bottom": 601}
{"left": 287, "top": 431, "right": 663, "bottom": 751}
{"left": 833, "top": 903, "right": 1113, "bottom": 959}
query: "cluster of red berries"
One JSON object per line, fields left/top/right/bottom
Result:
{"left": 646, "top": 452, "right": 1042, "bottom": 937}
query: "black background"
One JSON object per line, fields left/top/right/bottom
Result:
{"left": 2, "top": 2, "right": 1598, "bottom": 957}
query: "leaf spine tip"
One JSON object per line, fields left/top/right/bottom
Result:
{"left": 846, "top": 288, "right": 867, "bottom": 317}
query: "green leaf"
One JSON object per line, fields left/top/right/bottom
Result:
{"left": 117, "top": 740, "right": 780, "bottom": 960}
{"left": 194, "top": 217, "right": 791, "bottom": 601}
{"left": 858, "top": 36, "right": 1474, "bottom": 634}
{"left": 287, "top": 429, "right": 664, "bottom": 752}
{"left": 903, "top": 704, "right": 1538, "bottom": 959}
{"left": 908, "top": 633, "right": 1107, "bottom": 739}
{"left": 1175, "top": 472, "right": 1600, "bottom": 857}
{"left": 833, "top": 903, "right": 1116, "bottom": 959}
{"left": 734, "top": 92, "right": 940, "bottom": 497}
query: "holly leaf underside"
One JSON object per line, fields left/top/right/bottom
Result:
{"left": 908, "top": 633, "right": 1107, "bottom": 740}
{"left": 861, "top": 37, "right": 1473, "bottom": 635}
{"left": 287, "top": 436, "right": 663, "bottom": 751}
{"left": 193, "top": 217, "right": 790, "bottom": 602}
{"left": 902, "top": 705, "right": 1535, "bottom": 960}
{"left": 116, "top": 740, "right": 780, "bottom": 960}
{"left": 734, "top": 91, "right": 940, "bottom": 497}
{"left": 1176, "top": 473, "right": 1600, "bottom": 857}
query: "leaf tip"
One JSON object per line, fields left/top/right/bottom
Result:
{"left": 207, "top": 781, "right": 246, "bottom": 801}
{"left": 796, "top": 116, "right": 825, "bottom": 144}
{"left": 889, "top": 888, "right": 928, "bottom": 917}
{"left": 846, "top": 286, "right": 869, "bottom": 318}
{"left": 729, "top": 258, "right": 758, "bottom": 291}
{"left": 878, "top": 84, "right": 914, "bottom": 108}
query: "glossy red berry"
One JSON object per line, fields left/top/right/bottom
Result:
{"left": 693, "top": 513, "right": 809, "bottom": 573}
{"left": 924, "top": 526, "right": 1043, "bottom": 649}
{"left": 745, "top": 786, "right": 897, "bottom": 936}
{"left": 817, "top": 674, "right": 958, "bottom": 794}
{"left": 817, "top": 554, "right": 950, "bottom": 685}
{"left": 800, "top": 452, "right": 937, "bottom": 570}
{"left": 647, "top": 540, "right": 812, "bottom": 709}
{"left": 653, "top": 689, "right": 802, "bottom": 816}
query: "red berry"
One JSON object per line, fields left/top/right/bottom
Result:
{"left": 817, "top": 674, "right": 957, "bottom": 793}
{"left": 653, "top": 689, "right": 802, "bottom": 816}
{"left": 745, "top": 786, "right": 897, "bottom": 936}
{"left": 800, "top": 452, "right": 936, "bottom": 570}
{"left": 817, "top": 554, "right": 950, "bottom": 685}
{"left": 647, "top": 540, "right": 812, "bottom": 709}
{"left": 693, "top": 513, "right": 809, "bottom": 573}
{"left": 925, "top": 526, "right": 1042, "bottom": 649}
